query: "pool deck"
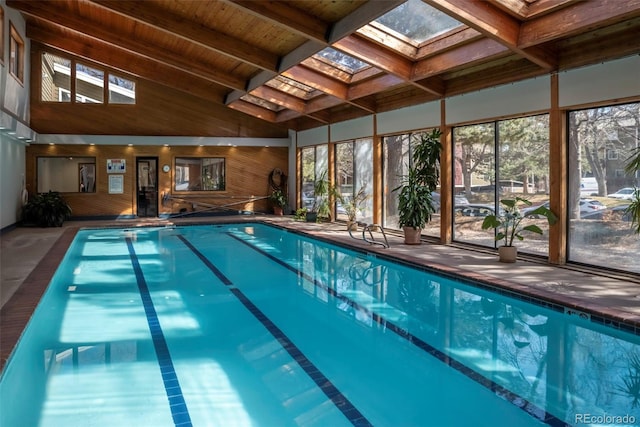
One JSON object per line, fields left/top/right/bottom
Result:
{"left": 2, "top": 214, "right": 640, "bottom": 371}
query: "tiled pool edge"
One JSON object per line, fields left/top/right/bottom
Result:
{"left": 268, "top": 220, "right": 640, "bottom": 336}
{"left": 0, "top": 227, "right": 79, "bottom": 374}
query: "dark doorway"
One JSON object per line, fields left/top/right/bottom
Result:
{"left": 136, "top": 157, "right": 158, "bottom": 217}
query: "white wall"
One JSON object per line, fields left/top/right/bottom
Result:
{"left": 0, "top": 133, "right": 26, "bottom": 229}
{"left": 1, "top": 0, "right": 30, "bottom": 229}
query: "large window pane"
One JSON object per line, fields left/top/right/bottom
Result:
{"left": 383, "top": 131, "right": 440, "bottom": 233}
{"left": 174, "top": 157, "right": 225, "bottom": 191}
{"left": 41, "top": 53, "right": 71, "bottom": 102}
{"left": 498, "top": 115, "right": 550, "bottom": 256}
{"left": 568, "top": 103, "right": 640, "bottom": 273}
{"left": 300, "top": 145, "right": 328, "bottom": 210}
{"left": 453, "top": 123, "right": 496, "bottom": 246}
{"left": 37, "top": 157, "right": 96, "bottom": 193}
{"left": 76, "top": 63, "right": 104, "bottom": 103}
{"left": 109, "top": 74, "right": 136, "bottom": 104}
{"left": 335, "top": 139, "right": 373, "bottom": 223}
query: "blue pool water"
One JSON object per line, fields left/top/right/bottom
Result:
{"left": 1, "top": 223, "right": 639, "bottom": 426}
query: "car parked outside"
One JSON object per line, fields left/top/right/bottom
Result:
{"left": 606, "top": 187, "right": 636, "bottom": 200}
{"left": 522, "top": 199, "right": 606, "bottom": 218}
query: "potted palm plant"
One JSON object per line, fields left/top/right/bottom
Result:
{"left": 394, "top": 129, "right": 442, "bottom": 244}
{"left": 307, "top": 170, "right": 340, "bottom": 222}
{"left": 481, "top": 197, "right": 557, "bottom": 262}
{"left": 342, "top": 185, "right": 369, "bottom": 231}
{"left": 268, "top": 188, "right": 288, "bottom": 215}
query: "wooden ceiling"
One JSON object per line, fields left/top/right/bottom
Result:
{"left": 7, "top": 0, "right": 640, "bottom": 133}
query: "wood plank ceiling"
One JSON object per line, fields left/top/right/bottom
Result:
{"left": 7, "top": 0, "right": 640, "bottom": 133}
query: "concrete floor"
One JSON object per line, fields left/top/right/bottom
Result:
{"left": 2, "top": 215, "right": 640, "bottom": 368}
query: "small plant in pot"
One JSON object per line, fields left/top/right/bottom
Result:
{"left": 307, "top": 170, "right": 339, "bottom": 223}
{"left": 394, "top": 129, "right": 442, "bottom": 245}
{"left": 268, "top": 188, "right": 288, "bottom": 215}
{"left": 342, "top": 185, "right": 369, "bottom": 231}
{"left": 481, "top": 197, "right": 557, "bottom": 263}
{"left": 22, "top": 191, "right": 72, "bottom": 227}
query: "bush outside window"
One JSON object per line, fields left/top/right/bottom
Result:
{"left": 174, "top": 157, "right": 225, "bottom": 191}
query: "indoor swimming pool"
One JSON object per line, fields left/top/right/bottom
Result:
{"left": 0, "top": 223, "right": 638, "bottom": 426}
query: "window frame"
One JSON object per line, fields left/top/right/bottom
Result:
{"left": 0, "top": 7, "right": 5, "bottom": 66}
{"left": 173, "top": 157, "right": 226, "bottom": 192}
{"left": 9, "top": 22, "right": 24, "bottom": 83}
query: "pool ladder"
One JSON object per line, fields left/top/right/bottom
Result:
{"left": 348, "top": 223, "right": 390, "bottom": 248}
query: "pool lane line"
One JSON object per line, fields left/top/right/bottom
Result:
{"left": 176, "top": 234, "right": 372, "bottom": 427}
{"left": 226, "top": 231, "right": 569, "bottom": 427}
{"left": 125, "top": 238, "right": 193, "bottom": 427}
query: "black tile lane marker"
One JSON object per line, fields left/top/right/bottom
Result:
{"left": 225, "top": 231, "right": 569, "bottom": 427}
{"left": 125, "top": 237, "right": 193, "bottom": 427}
{"left": 176, "top": 234, "right": 372, "bottom": 427}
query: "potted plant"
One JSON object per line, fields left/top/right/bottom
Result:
{"left": 268, "top": 188, "right": 288, "bottom": 215}
{"left": 342, "top": 185, "right": 369, "bottom": 231}
{"left": 481, "top": 197, "right": 558, "bottom": 262}
{"left": 394, "top": 129, "right": 442, "bottom": 244}
{"left": 307, "top": 170, "right": 339, "bottom": 222}
{"left": 624, "top": 148, "right": 640, "bottom": 234}
{"left": 22, "top": 191, "right": 72, "bottom": 227}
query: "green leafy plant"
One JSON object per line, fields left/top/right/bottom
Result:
{"left": 268, "top": 188, "right": 288, "bottom": 208}
{"left": 294, "top": 207, "right": 307, "bottom": 221}
{"left": 343, "top": 185, "right": 369, "bottom": 223}
{"left": 310, "top": 170, "right": 340, "bottom": 221}
{"left": 481, "top": 197, "right": 557, "bottom": 247}
{"left": 624, "top": 148, "right": 640, "bottom": 234}
{"left": 22, "top": 191, "right": 72, "bottom": 227}
{"left": 394, "top": 129, "right": 442, "bottom": 230}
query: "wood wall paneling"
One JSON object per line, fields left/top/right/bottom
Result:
{"left": 26, "top": 144, "right": 288, "bottom": 218}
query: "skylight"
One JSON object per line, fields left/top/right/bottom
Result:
{"left": 374, "top": 0, "right": 462, "bottom": 45}
{"left": 313, "top": 47, "right": 370, "bottom": 74}
{"left": 266, "top": 76, "right": 319, "bottom": 100}
{"left": 240, "top": 94, "right": 283, "bottom": 112}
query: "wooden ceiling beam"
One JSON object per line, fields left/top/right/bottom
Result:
{"left": 28, "top": 29, "right": 225, "bottom": 104}
{"left": 519, "top": 0, "right": 640, "bottom": 48}
{"left": 423, "top": 0, "right": 556, "bottom": 70}
{"left": 9, "top": 0, "right": 246, "bottom": 90}
{"left": 334, "top": 34, "right": 412, "bottom": 79}
{"left": 225, "top": 0, "right": 329, "bottom": 42}
{"left": 329, "top": 0, "right": 405, "bottom": 42}
{"left": 250, "top": 86, "right": 306, "bottom": 113}
{"left": 227, "top": 100, "right": 277, "bottom": 123}
{"left": 348, "top": 74, "right": 405, "bottom": 99}
{"left": 282, "top": 66, "right": 349, "bottom": 100}
{"left": 413, "top": 38, "right": 510, "bottom": 79}
{"left": 89, "top": 0, "right": 279, "bottom": 72}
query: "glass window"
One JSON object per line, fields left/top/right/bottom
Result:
{"left": 300, "top": 145, "right": 328, "bottom": 210}
{"left": 453, "top": 123, "right": 497, "bottom": 247}
{"left": 109, "top": 74, "right": 136, "bottom": 104}
{"left": 374, "top": 0, "right": 462, "bottom": 45}
{"left": 453, "top": 115, "right": 550, "bottom": 255}
{"left": 41, "top": 53, "right": 71, "bottom": 102}
{"left": 568, "top": 103, "right": 640, "bottom": 274}
{"left": 9, "top": 23, "right": 24, "bottom": 82}
{"left": 76, "top": 63, "right": 104, "bottom": 103}
{"left": 174, "top": 157, "right": 225, "bottom": 191}
{"left": 313, "top": 47, "right": 370, "bottom": 73}
{"left": 335, "top": 139, "right": 373, "bottom": 224}
{"left": 383, "top": 130, "right": 440, "bottom": 236}
{"left": 0, "top": 7, "right": 4, "bottom": 65}
{"left": 37, "top": 157, "right": 96, "bottom": 193}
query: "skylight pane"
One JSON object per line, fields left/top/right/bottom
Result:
{"left": 374, "top": 0, "right": 461, "bottom": 44}
{"left": 241, "top": 94, "right": 282, "bottom": 112}
{"left": 313, "top": 47, "right": 369, "bottom": 73}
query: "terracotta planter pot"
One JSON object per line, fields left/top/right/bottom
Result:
{"left": 403, "top": 226, "right": 422, "bottom": 245}
{"left": 498, "top": 246, "right": 518, "bottom": 263}
{"left": 347, "top": 220, "right": 358, "bottom": 231}
{"left": 273, "top": 206, "right": 283, "bottom": 216}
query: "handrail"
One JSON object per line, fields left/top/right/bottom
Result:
{"left": 348, "top": 222, "right": 389, "bottom": 248}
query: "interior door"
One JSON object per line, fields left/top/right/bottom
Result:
{"left": 136, "top": 157, "right": 158, "bottom": 217}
